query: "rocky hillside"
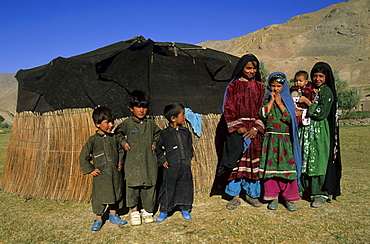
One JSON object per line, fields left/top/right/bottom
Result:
{"left": 0, "top": 73, "right": 17, "bottom": 124}
{"left": 199, "top": 0, "right": 370, "bottom": 88}
{"left": 1, "top": 0, "right": 369, "bottom": 124}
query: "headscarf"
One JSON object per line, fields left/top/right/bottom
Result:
{"left": 218, "top": 54, "right": 262, "bottom": 175}
{"left": 230, "top": 54, "right": 262, "bottom": 81}
{"left": 310, "top": 62, "right": 341, "bottom": 198}
{"left": 265, "top": 72, "right": 302, "bottom": 179}
{"left": 222, "top": 54, "right": 262, "bottom": 112}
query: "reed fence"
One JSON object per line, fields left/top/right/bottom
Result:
{"left": 0, "top": 108, "right": 223, "bottom": 201}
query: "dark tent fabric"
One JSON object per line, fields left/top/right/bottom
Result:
{"left": 16, "top": 36, "right": 239, "bottom": 117}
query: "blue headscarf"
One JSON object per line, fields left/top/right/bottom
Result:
{"left": 265, "top": 72, "right": 302, "bottom": 179}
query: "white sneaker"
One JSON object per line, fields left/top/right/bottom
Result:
{"left": 141, "top": 209, "right": 154, "bottom": 223}
{"left": 130, "top": 211, "right": 141, "bottom": 226}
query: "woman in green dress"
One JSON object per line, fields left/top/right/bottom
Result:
{"left": 298, "top": 62, "right": 342, "bottom": 208}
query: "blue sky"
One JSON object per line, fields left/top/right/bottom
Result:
{"left": 1, "top": 0, "right": 344, "bottom": 73}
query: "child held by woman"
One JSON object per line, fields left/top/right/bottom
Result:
{"left": 290, "top": 70, "right": 314, "bottom": 126}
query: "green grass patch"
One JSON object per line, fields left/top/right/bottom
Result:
{"left": 0, "top": 126, "right": 369, "bottom": 243}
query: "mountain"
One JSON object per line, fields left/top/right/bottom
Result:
{"left": 1, "top": 0, "right": 369, "bottom": 122}
{"left": 199, "top": 0, "right": 370, "bottom": 89}
{"left": 0, "top": 73, "right": 17, "bottom": 124}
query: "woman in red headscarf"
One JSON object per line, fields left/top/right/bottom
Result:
{"left": 221, "top": 54, "right": 265, "bottom": 210}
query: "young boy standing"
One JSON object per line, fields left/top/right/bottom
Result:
{"left": 155, "top": 103, "right": 194, "bottom": 222}
{"left": 115, "top": 90, "right": 161, "bottom": 225}
{"left": 80, "top": 106, "right": 127, "bottom": 231}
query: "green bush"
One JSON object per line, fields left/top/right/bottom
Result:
{"left": 339, "top": 111, "right": 370, "bottom": 119}
{"left": 0, "top": 123, "right": 9, "bottom": 128}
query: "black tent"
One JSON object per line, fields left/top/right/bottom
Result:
{"left": 16, "top": 36, "right": 239, "bottom": 117}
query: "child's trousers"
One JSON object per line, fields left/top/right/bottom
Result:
{"left": 263, "top": 178, "right": 300, "bottom": 202}
{"left": 126, "top": 185, "right": 156, "bottom": 213}
{"left": 225, "top": 179, "right": 261, "bottom": 198}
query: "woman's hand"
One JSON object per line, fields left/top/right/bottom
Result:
{"left": 238, "top": 127, "right": 257, "bottom": 139}
{"left": 237, "top": 127, "right": 247, "bottom": 135}
{"left": 299, "top": 96, "right": 312, "bottom": 106}
{"left": 295, "top": 107, "right": 303, "bottom": 117}
{"left": 244, "top": 127, "right": 257, "bottom": 139}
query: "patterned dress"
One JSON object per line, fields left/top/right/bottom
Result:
{"left": 300, "top": 85, "right": 333, "bottom": 176}
{"left": 223, "top": 79, "right": 265, "bottom": 181}
{"left": 259, "top": 103, "right": 298, "bottom": 180}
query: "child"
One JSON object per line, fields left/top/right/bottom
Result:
{"left": 259, "top": 72, "right": 302, "bottom": 211}
{"left": 115, "top": 90, "right": 161, "bottom": 225}
{"left": 155, "top": 103, "right": 194, "bottom": 222}
{"left": 221, "top": 54, "right": 265, "bottom": 210}
{"left": 79, "top": 106, "right": 127, "bottom": 231}
{"left": 298, "top": 62, "right": 342, "bottom": 207}
{"left": 290, "top": 70, "right": 314, "bottom": 126}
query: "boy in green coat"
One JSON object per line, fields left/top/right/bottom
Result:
{"left": 116, "top": 90, "right": 161, "bottom": 226}
{"left": 80, "top": 106, "right": 127, "bottom": 231}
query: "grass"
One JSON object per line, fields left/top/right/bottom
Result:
{"left": 0, "top": 126, "right": 369, "bottom": 243}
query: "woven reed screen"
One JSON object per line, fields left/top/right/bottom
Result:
{"left": 0, "top": 108, "right": 222, "bottom": 201}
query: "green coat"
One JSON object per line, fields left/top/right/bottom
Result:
{"left": 300, "top": 85, "right": 333, "bottom": 176}
{"left": 116, "top": 117, "right": 161, "bottom": 187}
{"left": 79, "top": 132, "right": 124, "bottom": 214}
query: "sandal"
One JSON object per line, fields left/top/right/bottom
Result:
{"left": 268, "top": 201, "right": 279, "bottom": 210}
{"left": 286, "top": 202, "right": 298, "bottom": 212}
{"left": 226, "top": 198, "right": 241, "bottom": 210}
{"left": 245, "top": 195, "right": 262, "bottom": 208}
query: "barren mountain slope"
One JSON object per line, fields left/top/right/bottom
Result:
{"left": 199, "top": 0, "right": 370, "bottom": 87}
{"left": 0, "top": 73, "right": 17, "bottom": 124}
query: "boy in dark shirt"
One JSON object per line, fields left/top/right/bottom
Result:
{"left": 155, "top": 103, "right": 194, "bottom": 222}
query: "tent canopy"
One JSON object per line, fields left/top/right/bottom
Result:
{"left": 16, "top": 36, "right": 239, "bottom": 118}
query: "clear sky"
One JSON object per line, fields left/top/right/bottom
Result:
{"left": 1, "top": 0, "right": 344, "bottom": 73}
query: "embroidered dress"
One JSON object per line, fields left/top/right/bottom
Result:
{"left": 223, "top": 78, "right": 265, "bottom": 181}
{"left": 259, "top": 103, "right": 297, "bottom": 180}
{"left": 299, "top": 62, "right": 341, "bottom": 200}
{"left": 300, "top": 85, "right": 333, "bottom": 176}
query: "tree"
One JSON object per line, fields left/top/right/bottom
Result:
{"left": 0, "top": 115, "right": 4, "bottom": 123}
{"left": 334, "top": 70, "right": 362, "bottom": 115}
{"left": 259, "top": 60, "right": 269, "bottom": 84}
